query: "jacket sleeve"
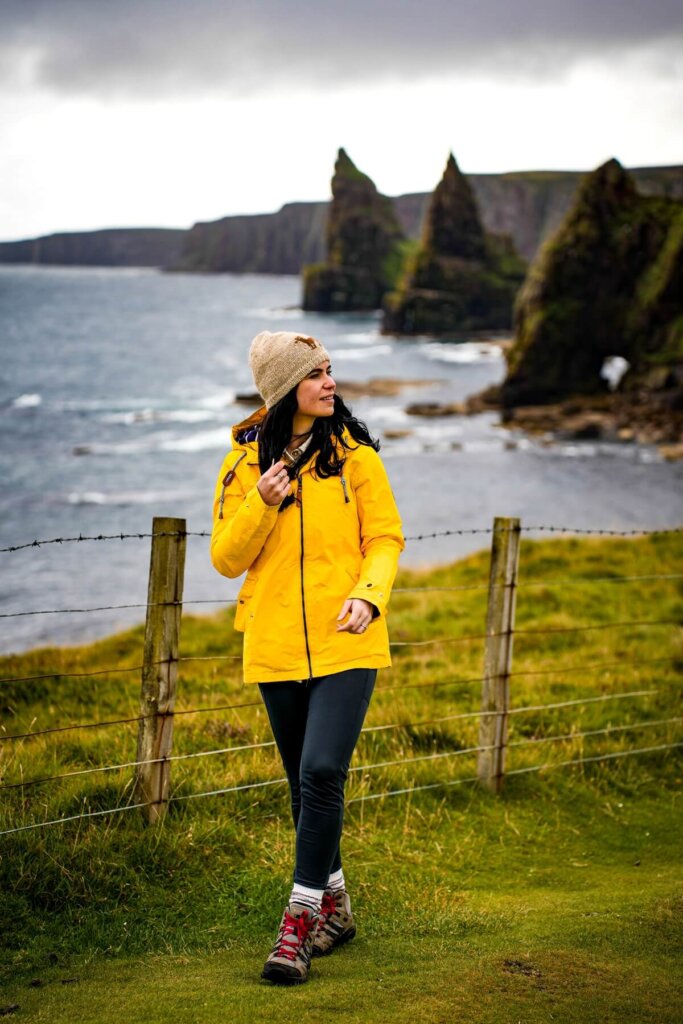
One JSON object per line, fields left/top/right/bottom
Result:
{"left": 210, "top": 450, "right": 279, "bottom": 579}
{"left": 345, "top": 445, "right": 405, "bottom": 618}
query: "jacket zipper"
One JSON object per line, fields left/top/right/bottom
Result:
{"left": 297, "top": 473, "right": 314, "bottom": 681}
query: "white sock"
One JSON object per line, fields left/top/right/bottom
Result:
{"left": 289, "top": 882, "right": 324, "bottom": 915}
{"left": 327, "top": 868, "right": 346, "bottom": 894}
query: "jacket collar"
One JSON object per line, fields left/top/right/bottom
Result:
{"left": 230, "top": 405, "right": 351, "bottom": 471}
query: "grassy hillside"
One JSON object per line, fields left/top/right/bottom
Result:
{"left": 0, "top": 533, "right": 681, "bottom": 1022}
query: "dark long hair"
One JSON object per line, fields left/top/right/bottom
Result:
{"left": 258, "top": 389, "right": 380, "bottom": 479}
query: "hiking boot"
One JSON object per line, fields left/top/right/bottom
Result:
{"left": 311, "top": 888, "right": 356, "bottom": 957}
{"left": 261, "top": 903, "right": 320, "bottom": 985}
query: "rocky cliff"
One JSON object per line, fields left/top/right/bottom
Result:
{"left": 176, "top": 201, "right": 328, "bottom": 274}
{"left": 1, "top": 167, "right": 681, "bottom": 273}
{"left": 501, "top": 158, "right": 683, "bottom": 407}
{"left": 301, "top": 149, "right": 406, "bottom": 311}
{"left": 382, "top": 154, "right": 526, "bottom": 334}
{"left": 0, "top": 228, "right": 185, "bottom": 268}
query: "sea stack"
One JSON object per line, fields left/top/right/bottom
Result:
{"left": 382, "top": 153, "right": 525, "bottom": 335}
{"left": 301, "top": 148, "right": 406, "bottom": 311}
{"left": 502, "top": 158, "right": 683, "bottom": 407}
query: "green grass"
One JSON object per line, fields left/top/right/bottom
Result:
{"left": 1, "top": 533, "right": 682, "bottom": 1022}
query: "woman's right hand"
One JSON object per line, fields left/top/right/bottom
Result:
{"left": 257, "top": 459, "right": 292, "bottom": 506}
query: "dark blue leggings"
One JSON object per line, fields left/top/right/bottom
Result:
{"left": 258, "top": 667, "right": 377, "bottom": 889}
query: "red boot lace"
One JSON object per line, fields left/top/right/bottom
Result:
{"left": 275, "top": 909, "right": 316, "bottom": 962}
{"left": 320, "top": 892, "right": 337, "bottom": 921}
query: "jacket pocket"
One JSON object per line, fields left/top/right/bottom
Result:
{"left": 234, "top": 573, "right": 258, "bottom": 632}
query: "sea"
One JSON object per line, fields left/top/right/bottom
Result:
{"left": 1, "top": 265, "right": 681, "bottom": 654}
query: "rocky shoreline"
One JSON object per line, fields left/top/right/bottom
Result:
{"left": 406, "top": 378, "right": 683, "bottom": 459}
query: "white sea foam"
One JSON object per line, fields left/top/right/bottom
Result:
{"left": 333, "top": 345, "right": 393, "bottom": 360}
{"left": 343, "top": 331, "right": 381, "bottom": 345}
{"left": 67, "top": 491, "right": 107, "bottom": 505}
{"left": 102, "top": 408, "right": 218, "bottom": 425}
{"left": 11, "top": 393, "right": 42, "bottom": 408}
{"left": 247, "top": 306, "right": 302, "bottom": 320}
{"left": 420, "top": 342, "right": 504, "bottom": 364}
{"left": 367, "top": 405, "right": 411, "bottom": 425}
{"left": 67, "top": 489, "right": 188, "bottom": 506}
{"left": 198, "top": 390, "right": 238, "bottom": 410}
{"left": 159, "top": 428, "right": 230, "bottom": 453}
{"left": 58, "top": 397, "right": 158, "bottom": 413}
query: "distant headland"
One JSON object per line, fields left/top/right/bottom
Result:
{"left": 1, "top": 165, "right": 681, "bottom": 274}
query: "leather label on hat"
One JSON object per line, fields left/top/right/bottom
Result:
{"left": 295, "top": 335, "right": 319, "bottom": 349}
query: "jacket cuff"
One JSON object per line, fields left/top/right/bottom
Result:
{"left": 347, "top": 581, "right": 388, "bottom": 618}
{"left": 246, "top": 482, "right": 280, "bottom": 517}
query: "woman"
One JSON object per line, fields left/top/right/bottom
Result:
{"left": 211, "top": 330, "right": 404, "bottom": 985}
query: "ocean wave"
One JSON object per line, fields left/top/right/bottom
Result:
{"left": 73, "top": 425, "right": 230, "bottom": 456}
{"left": 342, "top": 331, "right": 381, "bottom": 345}
{"left": 58, "top": 397, "right": 161, "bottom": 413}
{"left": 11, "top": 393, "right": 42, "bottom": 408}
{"left": 67, "top": 489, "right": 189, "bottom": 506}
{"left": 102, "top": 408, "right": 219, "bottom": 425}
{"left": 197, "top": 390, "right": 238, "bottom": 410}
{"left": 366, "top": 405, "right": 411, "bottom": 425}
{"left": 420, "top": 342, "right": 504, "bottom": 364}
{"left": 159, "top": 428, "right": 231, "bottom": 453}
{"left": 333, "top": 345, "right": 393, "bottom": 360}
{"left": 246, "top": 306, "right": 302, "bottom": 320}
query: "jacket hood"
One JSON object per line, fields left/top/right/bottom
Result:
{"left": 231, "top": 405, "right": 267, "bottom": 462}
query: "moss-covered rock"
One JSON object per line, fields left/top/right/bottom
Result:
{"left": 301, "top": 149, "right": 406, "bottom": 311}
{"left": 382, "top": 154, "right": 526, "bottom": 335}
{"left": 502, "top": 158, "right": 683, "bottom": 407}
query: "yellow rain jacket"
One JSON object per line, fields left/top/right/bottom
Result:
{"left": 211, "top": 406, "right": 405, "bottom": 683}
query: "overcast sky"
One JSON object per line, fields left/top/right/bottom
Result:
{"left": 1, "top": 0, "right": 681, "bottom": 240}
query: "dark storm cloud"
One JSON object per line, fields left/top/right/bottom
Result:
{"left": 1, "top": 0, "right": 681, "bottom": 98}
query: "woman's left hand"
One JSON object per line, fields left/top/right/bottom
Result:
{"left": 336, "top": 598, "right": 375, "bottom": 634}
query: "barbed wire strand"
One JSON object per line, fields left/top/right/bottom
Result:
{"left": 0, "top": 600, "right": 238, "bottom": 620}
{"left": 0, "top": 684, "right": 657, "bottom": 746}
{"left": 395, "top": 573, "right": 683, "bottom": 594}
{"left": 376, "top": 654, "right": 677, "bottom": 695}
{"left": 0, "top": 653, "right": 242, "bottom": 686}
{"left": 388, "top": 619, "right": 681, "bottom": 650}
{"left": 3, "top": 570, "right": 678, "bottom": 621}
{"left": 3, "top": 711, "right": 677, "bottom": 793}
{"left": 0, "top": 696, "right": 264, "bottom": 743}
{"left": 2, "top": 523, "right": 682, "bottom": 554}
{"left": 2, "top": 739, "right": 680, "bottom": 836}
{"left": 0, "top": 688, "right": 659, "bottom": 780}
{"left": 0, "top": 531, "right": 211, "bottom": 554}
{"left": 346, "top": 741, "right": 683, "bottom": 804}
{"left": 347, "top": 718, "right": 682, "bottom": 775}
{"left": 0, "top": 663, "right": 147, "bottom": 685}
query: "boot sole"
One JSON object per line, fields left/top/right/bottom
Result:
{"left": 312, "top": 925, "right": 356, "bottom": 957}
{"left": 261, "top": 963, "right": 308, "bottom": 985}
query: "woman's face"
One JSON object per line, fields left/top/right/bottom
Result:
{"left": 295, "top": 360, "right": 336, "bottom": 420}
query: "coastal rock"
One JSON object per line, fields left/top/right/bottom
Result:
{"left": 499, "top": 391, "right": 683, "bottom": 445}
{"left": 302, "top": 149, "right": 407, "bottom": 311}
{"left": 502, "top": 158, "right": 683, "bottom": 408}
{"left": 382, "top": 154, "right": 526, "bottom": 335}
{"left": 405, "top": 400, "right": 467, "bottom": 417}
{"left": 383, "top": 428, "right": 414, "bottom": 439}
{"left": 658, "top": 442, "right": 683, "bottom": 461}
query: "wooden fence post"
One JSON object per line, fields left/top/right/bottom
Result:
{"left": 477, "top": 516, "right": 521, "bottom": 794}
{"left": 134, "top": 516, "right": 186, "bottom": 823}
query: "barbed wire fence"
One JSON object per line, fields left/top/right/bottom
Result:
{"left": 0, "top": 516, "right": 681, "bottom": 836}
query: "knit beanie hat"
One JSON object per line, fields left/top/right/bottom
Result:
{"left": 248, "top": 331, "right": 331, "bottom": 409}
